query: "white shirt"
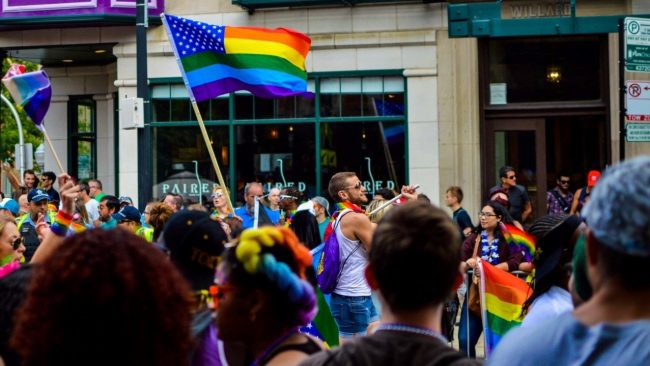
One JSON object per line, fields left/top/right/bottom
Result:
{"left": 334, "top": 209, "right": 371, "bottom": 297}
{"left": 521, "top": 286, "right": 573, "bottom": 328}
{"left": 85, "top": 198, "right": 100, "bottom": 222}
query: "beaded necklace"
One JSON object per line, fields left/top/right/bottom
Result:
{"left": 376, "top": 323, "right": 447, "bottom": 344}
{"left": 283, "top": 209, "right": 296, "bottom": 228}
{"left": 480, "top": 230, "right": 500, "bottom": 265}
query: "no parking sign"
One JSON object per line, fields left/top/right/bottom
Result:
{"left": 626, "top": 80, "right": 650, "bottom": 121}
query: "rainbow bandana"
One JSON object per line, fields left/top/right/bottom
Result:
{"left": 323, "top": 202, "right": 365, "bottom": 242}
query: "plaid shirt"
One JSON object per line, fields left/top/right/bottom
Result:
{"left": 546, "top": 187, "right": 573, "bottom": 215}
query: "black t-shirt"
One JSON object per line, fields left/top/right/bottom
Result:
{"left": 299, "top": 330, "right": 480, "bottom": 366}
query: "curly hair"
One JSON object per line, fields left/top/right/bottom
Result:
{"left": 148, "top": 202, "right": 174, "bottom": 242}
{"left": 223, "top": 227, "right": 316, "bottom": 327}
{"left": 11, "top": 229, "right": 193, "bottom": 366}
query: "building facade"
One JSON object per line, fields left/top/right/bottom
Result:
{"left": 2, "top": 0, "right": 649, "bottom": 222}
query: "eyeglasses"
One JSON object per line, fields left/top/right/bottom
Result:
{"left": 478, "top": 211, "right": 497, "bottom": 218}
{"left": 280, "top": 195, "right": 297, "bottom": 200}
{"left": 560, "top": 179, "right": 570, "bottom": 184}
{"left": 507, "top": 175, "right": 516, "bottom": 180}
{"left": 212, "top": 192, "right": 224, "bottom": 199}
{"left": 345, "top": 182, "right": 363, "bottom": 190}
{"left": 12, "top": 237, "right": 24, "bottom": 250}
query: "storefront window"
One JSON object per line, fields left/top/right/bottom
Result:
{"left": 487, "top": 36, "right": 603, "bottom": 104}
{"left": 68, "top": 97, "right": 96, "bottom": 181}
{"left": 149, "top": 73, "right": 405, "bottom": 204}
{"left": 235, "top": 124, "right": 316, "bottom": 201}
{"left": 320, "top": 120, "right": 405, "bottom": 197}
{"left": 152, "top": 126, "right": 229, "bottom": 204}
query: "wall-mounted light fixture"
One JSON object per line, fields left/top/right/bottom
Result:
{"left": 546, "top": 65, "right": 561, "bottom": 84}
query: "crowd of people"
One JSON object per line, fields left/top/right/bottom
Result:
{"left": 0, "top": 157, "right": 649, "bottom": 365}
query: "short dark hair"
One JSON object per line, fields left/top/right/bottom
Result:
{"left": 282, "top": 186, "right": 303, "bottom": 202}
{"left": 370, "top": 201, "right": 460, "bottom": 312}
{"left": 499, "top": 165, "right": 515, "bottom": 178}
{"left": 42, "top": 172, "right": 56, "bottom": 182}
{"left": 23, "top": 170, "right": 36, "bottom": 178}
{"left": 328, "top": 172, "right": 356, "bottom": 202}
{"left": 100, "top": 195, "right": 120, "bottom": 213}
{"left": 446, "top": 186, "right": 464, "bottom": 203}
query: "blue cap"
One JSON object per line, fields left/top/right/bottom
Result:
{"left": 113, "top": 205, "right": 141, "bottom": 222}
{"left": 27, "top": 189, "right": 50, "bottom": 203}
{"left": 1, "top": 198, "right": 19, "bottom": 216}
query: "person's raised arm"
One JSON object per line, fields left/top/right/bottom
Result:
{"left": 31, "top": 174, "right": 80, "bottom": 263}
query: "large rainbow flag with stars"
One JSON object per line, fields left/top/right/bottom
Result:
{"left": 478, "top": 260, "right": 531, "bottom": 357}
{"left": 161, "top": 13, "right": 312, "bottom": 102}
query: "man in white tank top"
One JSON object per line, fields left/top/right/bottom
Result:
{"left": 327, "top": 172, "right": 417, "bottom": 342}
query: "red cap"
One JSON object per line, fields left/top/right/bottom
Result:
{"left": 587, "top": 170, "right": 601, "bottom": 187}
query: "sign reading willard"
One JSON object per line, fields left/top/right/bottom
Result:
{"left": 501, "top": 0, "right": 570, "bottom": 20}
{"left": 625, "top": 17, "right": 650, "bottom": 73}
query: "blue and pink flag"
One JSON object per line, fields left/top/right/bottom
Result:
{"left": 2, "top": 64, "right": 52, "bottom": 130}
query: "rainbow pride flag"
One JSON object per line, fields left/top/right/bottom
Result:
{"left": 501, "top": 223, "right": 536, "bottom": 262}
{"left": 478, "top": 260, "right": 530, "bottom": 357}
{"left": 161, "top": 14, "right": 311, "bottom": 102}
{"left": 2, "top": 63, "right": 52, "bottom": 129}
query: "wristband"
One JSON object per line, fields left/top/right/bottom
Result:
{"left": 50, "top": 211, "right": 73, "bottom": 237}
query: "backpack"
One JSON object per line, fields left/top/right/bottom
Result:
{"left": 316, "top": 210, "right": 359, "bottom": 294}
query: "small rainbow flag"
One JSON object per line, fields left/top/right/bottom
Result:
{"left": 478, "top": 260, "right": 531, "bottom": 357}
{"left": 300, "top": 287, "right": 339, "bottom": 348}
{"left": 2, "top": 63, "right": 52, "bottom": 129}
{"left": 501, "top": 223, "right": 535, "bottom": 262}
{"left": 161, "top": 14, "right": 312, "bottom": 102}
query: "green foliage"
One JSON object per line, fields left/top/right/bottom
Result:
{"left": 0, "top": 59, "right": 45, "bottom": 169}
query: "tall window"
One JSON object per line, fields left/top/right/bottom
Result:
{"left": 68, "top": 97, "right": 96, "bottom": 181}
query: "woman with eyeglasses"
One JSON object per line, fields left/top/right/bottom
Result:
{"left": 215, "top": 226, "right": 324, "bottom": 365}
{"left": 0, "top": 216, "right": 25, "bottom": 277}
{"left": 458, "top": 201, "right": 523, "bottom": 358}
{"left": 211, "top": 186, "right": 233, "bottom": 220}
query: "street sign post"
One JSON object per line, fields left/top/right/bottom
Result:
{"left": 626, "top": 123, "right": 650, "bottom": 142}
{"left": 626, "top": 80, "right": 650, "bottom": 121}
{"left": 625, "top": 17, "right": 650, "bottom": 73}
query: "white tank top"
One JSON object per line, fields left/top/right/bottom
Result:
{"left": 334, "top": 209, "right": 371, "bottom": 296}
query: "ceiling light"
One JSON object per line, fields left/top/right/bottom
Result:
{"left": 62, "top": 59, "right": 74, "bottom": 63}
{"left": 94, "top": 49, "right": 107, "bottom": 54}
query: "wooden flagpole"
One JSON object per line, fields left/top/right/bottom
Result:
{"left": 190, "top": 102, "right": 235, "bottom": 214}
{"left": 41, "top": 126, "right": 65, "bottom": 174}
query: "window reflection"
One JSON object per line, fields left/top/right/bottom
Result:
{"left": 153, "top": 126, "right": 229, "bottom": 204}
{"left": 235, "top": 124, "right": 316, "bottom": 201}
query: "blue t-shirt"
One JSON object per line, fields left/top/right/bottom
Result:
{"left": 487, "top": 312, "right": 650, "bottom": 366}
{"left": 234, "top": 205, "right": 280, "bottom": 229}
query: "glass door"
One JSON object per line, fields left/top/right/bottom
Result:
{"left": 485, "top": 119, "right": 547, "bottom": 225}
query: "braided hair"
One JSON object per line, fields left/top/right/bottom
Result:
{"left": 522, "top": 214, "right": 569, "bottom": 315}
{"left": 222, "top": 227, "right": 317, "bottom": 326}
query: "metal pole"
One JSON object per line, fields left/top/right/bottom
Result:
{"left": 136, "top": 0, "right": 151, "bottom": 207}
{"left": 1, "top": 94, "right": 25, "bottom": 183}
{"left": 618, "top": 17, "right": 626, "bottom": 161}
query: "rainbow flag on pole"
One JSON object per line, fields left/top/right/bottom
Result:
{"left": 2, "top": 63, "right": 52, "bottom": 129}
{"left": 478, "top": 260, "right": 531, "bottom": 357}
{"left": 501, "top": 223, "right": 536, "bottom": 262}
{"left": 161, "top": 14, "right": 312, "bottom": 101}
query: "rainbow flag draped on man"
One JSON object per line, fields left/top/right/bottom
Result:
{"left": 478, "top": 260, "right": 531, "bottom": 357}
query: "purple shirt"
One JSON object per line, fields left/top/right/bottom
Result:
{"left": 546, "top": 187, "right": 573, "bottom": 215}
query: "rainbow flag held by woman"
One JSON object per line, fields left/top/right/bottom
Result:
{"left": 501, "top": 223, "right": 536, "bottom": 262}
{"left": 161, "top": 13, "right": 312, "bottom": 102}
{"left": 2, "top": 63, "right": 52, "bottom": 129}
{"left": 478, "top": 260, "right": 531, "bottom": 357}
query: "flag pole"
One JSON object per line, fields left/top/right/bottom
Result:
{"left": 190, "top": 101, "right": 235, "bottom": 214}
{"left": 41, "top": 126, "right": 65, "bottom": 174}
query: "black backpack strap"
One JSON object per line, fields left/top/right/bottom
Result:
{"left": 550, "top": 189, "right": 569, "bottom": 212}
